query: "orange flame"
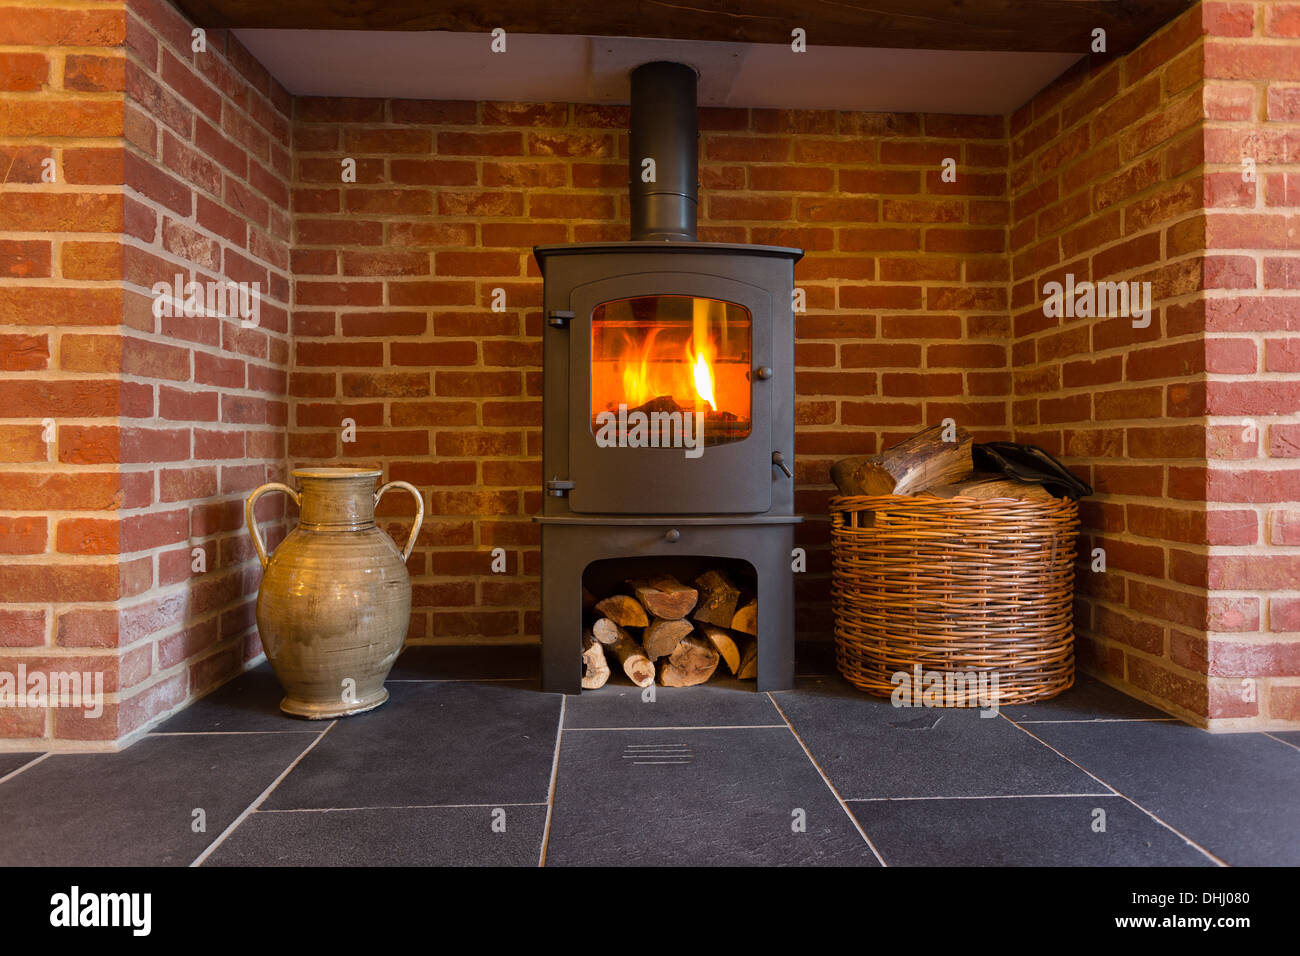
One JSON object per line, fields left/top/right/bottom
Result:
{"left": 613, "top": 327, "right": 716, "bottom": 411}
{"left": 688, "top": 344, "right": 716, "bottom": 411}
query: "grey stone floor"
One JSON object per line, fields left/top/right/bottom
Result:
{"left": 1, "top": 643, "right": 1296, "bottom": 867}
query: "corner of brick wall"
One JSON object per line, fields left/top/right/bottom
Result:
{"left": 1008, "top": 5, "right": 1213, "bottom": 723}
{"left": 1009, "top": 0, "right": 1300, "bottom": 730}
{"left": 0, "top": 0, "right": 292, "bottom": 748}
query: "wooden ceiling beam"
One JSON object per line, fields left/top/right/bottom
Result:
{"left": 171, "top": 1, "right": 1196, "bottom": 55}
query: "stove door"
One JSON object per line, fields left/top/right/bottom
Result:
{"left": 567, "top": 272, "right": 773, "bottom": 515}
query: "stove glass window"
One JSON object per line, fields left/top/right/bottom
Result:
{"left": 591, "top": 295, "right": 752, "bottom": 447}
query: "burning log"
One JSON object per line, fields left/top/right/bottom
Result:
{"left": 643, "top": 616, "right": 694, "bottom": 659}
{"left": 730, "top": 598, "right": 757, "bottom": 636}
{"left": 630, "top": 574, "right": 698, "bottom": 620}
{"left": 692, "top": 569, "right": 742, "bottom": 628}
{"left": 594, "top": 593, "right": 649, "bottom": 628}
{"left": 581, "top": 630, "right": 610, "bottom": 689}
{"left": 659, "top": 634, "right": 720, "bottom": 687}
{"left": 831, "top": 423, "right": 974, "bottom": 496}
{"left": 698, "top": 624, "right": 740, "bottom": 675}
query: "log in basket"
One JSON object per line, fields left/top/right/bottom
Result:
{"left": 829, "top": 493, "right": 1081, "bottom": 706}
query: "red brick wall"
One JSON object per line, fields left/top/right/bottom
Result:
{"left": 0, "top": 1, "right": 129, "bottom": 745}
{"left": 287, "top": 101, "right": 1011, "bottom": 644}
{"left": 1010, "top": 2, "right": 1300, "bottom": 730}
{"left": 1008, "top": 8, "right": 1212, "bottom": 723}
{"left": 0, "top": 0, "right": 291, "bottom": 748}
{"left": 1201, "top": 1, "right": 1300, "bottom": 727}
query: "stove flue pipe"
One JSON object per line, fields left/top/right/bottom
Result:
{"left": 628, "top": 61, "right": 699, "bottom": 242}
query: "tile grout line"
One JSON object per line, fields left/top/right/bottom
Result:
{"left": 564, "top": 724, "right": 788, "bottom": 731}
{"left": 0, "top": 752, "right": 50, "bottom": 785}
{"left": 537, "top": 694, "right": 566, "bottom": 868}
{"left": 1000, "top": 714, "right": 1229, "bottom": 867}
{"left": 1264, "top": 732, "right": 1300, "bottom": 753}
{"left": 847, "top": 793, "right": 1122, "bottom": 802}
{"left": 996, "top": 713, "right": 1123, "bottom": 796}
{"left": 259, "top": 802, "right": 550, "bottom": 813}
{"left": 188, "top": 720, "right": 338, "bottom": 868}
{"left": 149, "top": 731, "right": 322, "bottom": 736}
{"left": 1013, "top": 718, "right": 1180, "bottom": 724}
{"left": 766, "top": 693, "right": 888, "bottom": 867}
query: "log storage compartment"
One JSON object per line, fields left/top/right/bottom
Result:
{"left": 534, "top": 61, "right": 802, "bottom": 693}
{"left": 580, "top": 558, "right": 760, "bottom": 689}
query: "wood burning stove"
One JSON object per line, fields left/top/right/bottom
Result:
{"left": 533, "top": 61, "right": 803, "bottom": 693}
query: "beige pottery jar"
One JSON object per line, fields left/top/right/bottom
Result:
{"left": 245, "top": 468, "right": 423, "bottom": 718}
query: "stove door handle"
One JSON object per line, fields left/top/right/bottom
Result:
{"left": 771, "top": 451, "right": 792, "bottom": 478}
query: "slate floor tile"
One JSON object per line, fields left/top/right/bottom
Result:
{"left": 849, "top": 796, "right": 1215, "bottom": 866}
{"left": 151, "top": 663, "right": 316, "bottom": 734}
{"left": 203, "top": 805, "right": 547, "bottom": 867}
{"left": 546, "top": 727, "right": 881, "bottom": 866}
{"left": 0, "top": 753, "right": 40, "bottom": 779}
{"left": 1000, "top": 673, "right": 1172, "bottom": 723}
{"left": 1025, "top": 721, "right": 1300, "bottom": 866}
{"left": 564, "top": 677, "right": 784, "bottom": 729}
{"left": 771, "top": 676, "right": 1107, "bottom": 800}
{"left": 263, "top": 681, "right": 561, "bottom": 810}
{"left": 0, "top": 733, "right": 314, "bottom": 866}
{"left": 387, "top": 643, "right": 540, "bottom": 683}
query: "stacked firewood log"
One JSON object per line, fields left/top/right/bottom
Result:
{"left": 580, "top": 570, "right": 758, "bottom": 689}
{"left": 829, "top": 423, "right": 1053, "bottom": 500}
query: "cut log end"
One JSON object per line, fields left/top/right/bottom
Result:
{"left": 581, "top": 630, "right": 610, "bottom": 690}
{"left": 692, "top": 569, "right": 741, "bottom": 627}
{"left": 630, "top": 575, "right": 699, "bottom": 620}
{"left": 594, "top": 593, "right": 649, "bottom": 628}
{"left": 698, "top": 624, "right": 740, "bottom": 675}
{"left": 643, "top": 616, "right": 694, "bottom": 660}
{"left": 730, "top": 598, "right": 757, "bottom": 636}
{"left": 736, "top": 640, "right": 758, "bottom": 680}
{"left": 659, "top": 635, "right": 720, "bottom": 687}
{"left": 592, "top": 617, "right": 626, "bottom": 645}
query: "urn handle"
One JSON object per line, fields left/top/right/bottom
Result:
{"left": 245, "top": 482, "right": 300, "bottom": 570}
{"left": 375, "top": 481, "right": 425, "bottom": 561}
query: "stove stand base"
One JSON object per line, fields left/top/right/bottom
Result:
{"left": 537, "top": 517, "right": 798, "bottom": 694}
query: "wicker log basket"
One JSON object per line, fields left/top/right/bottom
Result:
{"left": 830, "top": 493, "right": 1081, "bottom": 706}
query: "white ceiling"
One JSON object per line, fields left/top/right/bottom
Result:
{"left": 234, "top": 30, "right": 1081, "bottom": 115}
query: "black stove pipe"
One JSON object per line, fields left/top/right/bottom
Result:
{"left": 628, "top": 61, "right": 698, "bottom": 242}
